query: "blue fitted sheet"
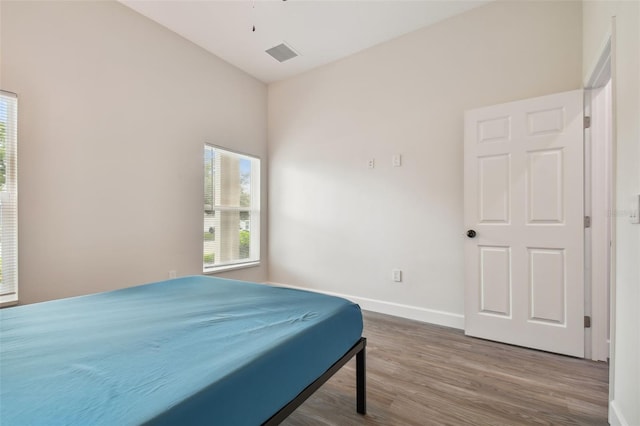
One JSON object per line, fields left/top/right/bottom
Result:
{"left": 0, "top": 276, "right": 363, "bottom": 425}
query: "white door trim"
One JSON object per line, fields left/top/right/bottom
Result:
{"left": 585, "top": 36, "right": 613, "bottom": 365}
{"left": 585, "top": 25, "right": 617, "bottom": 420}
{"left": 585, "top": 79, "right": 612, "bottom": 362}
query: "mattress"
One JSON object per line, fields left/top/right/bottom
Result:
{"left": 0, "top": 276, "right": 363, "bottom": 425}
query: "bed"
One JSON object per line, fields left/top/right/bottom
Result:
{"left": 0, "top": 276, "right": 366, "bottom": 425}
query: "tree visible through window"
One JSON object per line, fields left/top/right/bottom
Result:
{"left": 203, "top": 145, "right": 260, "bottom": 271}
{"left": 0, "top": 91, "right": 18, "bottom": 305}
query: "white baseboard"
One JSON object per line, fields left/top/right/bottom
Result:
{"left": 609, "top": 400, "right": 629, "bottom": 426}
{"left": 266, "top": 281, "right": 464, "bottom": 330}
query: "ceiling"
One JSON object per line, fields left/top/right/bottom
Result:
{"left": 120, "top": 0, "right": 490, "bottom": 84}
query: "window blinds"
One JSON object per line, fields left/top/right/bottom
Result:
{"left": 0, "top": 91, "right": 18, "bottom": 304}
{"left": 203, "top": 145, "right": 260, "bottom": 271}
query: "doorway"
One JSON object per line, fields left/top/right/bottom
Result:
{"left": 584, "top": 40, "right": 612, "bottom": 362}
{"left": 463, "top": 69, "right": 613, "bottom": 360}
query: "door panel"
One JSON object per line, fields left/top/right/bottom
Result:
{"left": 479, "top": 155, "right": 511, "bottom": 223}
{"left": 478, "top": 116, "right": 511, "bottom": 142}
{"left": 527, "top": 107, "right": 564, "bottom": 135}
{"left": 529, "top": 248, "right": 565, "bottom": 324}
{"left": 527, "top": 149, "right": 564, "bottom": 223}
{"left": 479, "top": 246, "right": 511, "bottom": 316}
{"left": 464, "top": 89, "right": 584, "bottom": 357}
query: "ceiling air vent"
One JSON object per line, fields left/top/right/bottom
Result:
{"left": 265, "top": 43, "right": 298, "bottom": 63}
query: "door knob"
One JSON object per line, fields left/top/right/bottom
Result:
{"left": 467, "top": 229, "right": 477, "bottom": 238}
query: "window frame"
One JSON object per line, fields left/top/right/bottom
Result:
{"left": 203, "top": 144, "right": 260, "bottom": 273}
{"left": 0, "top": 90, "right": 18, "bottom": 306}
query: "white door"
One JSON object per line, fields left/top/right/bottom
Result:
{"left": 464, "top": 90, "right": 584, "bottom": 357}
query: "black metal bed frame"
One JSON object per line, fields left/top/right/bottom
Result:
{"left": 262, "top": 337, "right": 367, "bottom": 425}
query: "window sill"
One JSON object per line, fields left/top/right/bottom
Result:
{"left": 0, "top": 294, "right": 18, "bottom": 308}
{"left": 203, "top": 261, "right": 261, "bottom": 275}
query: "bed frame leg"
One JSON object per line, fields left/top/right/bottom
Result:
{"left": 356, "top": 338, "right": 366, "bottom": 414}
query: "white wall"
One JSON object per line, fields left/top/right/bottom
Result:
{"left": 0, "top": 0, "right": 268, "bottom": 304}
{"left": 583, "top": 2, "right": 640, "bottom": 425}
{"left": 268, "top": 0, "right": 582, "bottom": 327}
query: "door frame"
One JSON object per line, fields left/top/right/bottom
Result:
{"left": 585, "top": 38, "right": 613, "bottom": 363}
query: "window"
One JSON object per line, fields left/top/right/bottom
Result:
{"left": 203, "top": 145, "right": 260, "bottom": 272}
{"left": 0, "top": 91, "right": 18, "bottom": 306}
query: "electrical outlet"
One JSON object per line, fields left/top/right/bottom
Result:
{"left": 392, "top": 154, "right": 402, "bottom": 167}
{"left": 392, "top": 269, "right": 402, "bottom": 282}
{"left": 169, "top": 270, "right": 177, "bottom": 279}
{"left": 368, "top": 159, "right": 375, "bottom": 169}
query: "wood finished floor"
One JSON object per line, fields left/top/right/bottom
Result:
{"left": 283, "top": 311, "right": 609, "bottom": 426}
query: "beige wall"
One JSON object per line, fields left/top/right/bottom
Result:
{"left": 0, "top": 0, "right": 268, "bottom": 304}
{"left": 583, "top": 2, "right": 640, "bottom": 425}
{"left": 268, "top": 0, "right": 583, "bottom": 326}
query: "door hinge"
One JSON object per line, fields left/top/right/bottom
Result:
{"left": 584, "top": 116, "right": 591, "bottom": 129}
{"left": 584, "top": 316, "right": 591, "bottom": 328}
{"left": 584, "top": 216, "right": 591, "bottom": 228}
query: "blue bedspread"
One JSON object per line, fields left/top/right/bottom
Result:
{"left": 0, "top": 276, "right": 363, "bottom": 425}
